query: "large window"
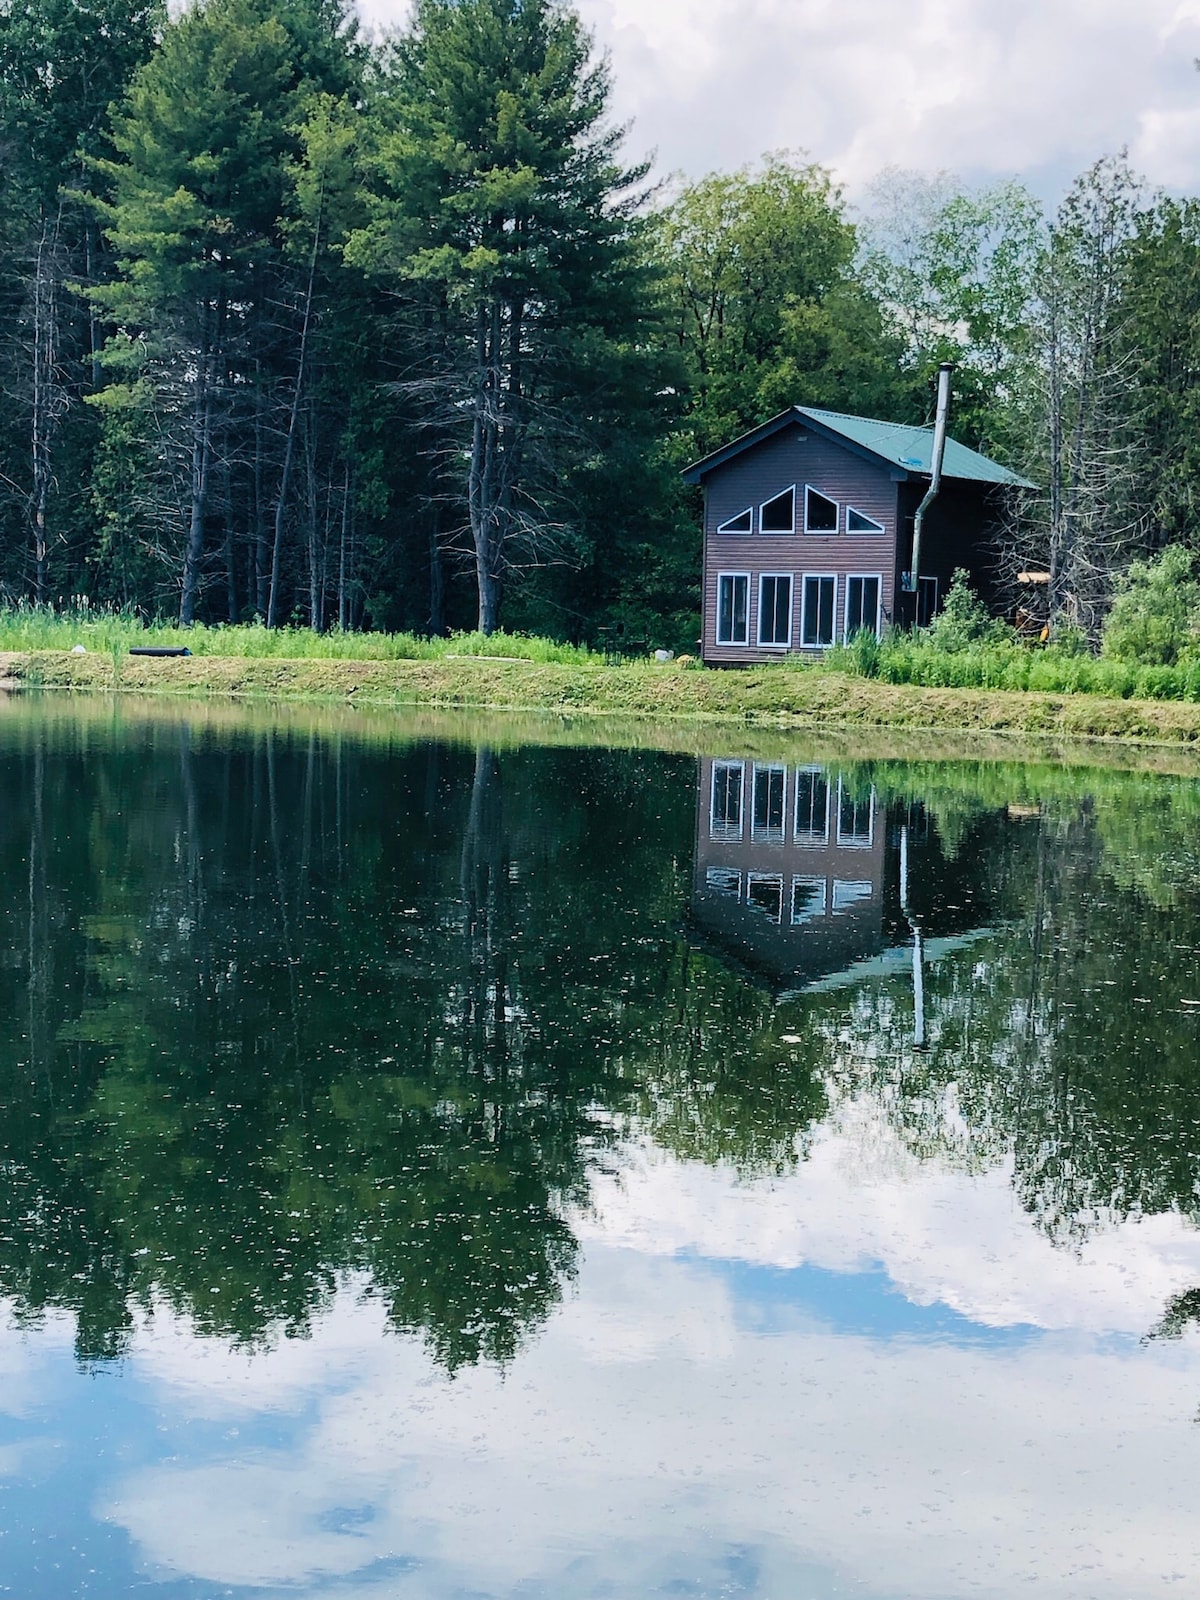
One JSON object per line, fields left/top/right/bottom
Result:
{"left": 705, "top": 867, "right": 741, "bottom": 899}
{"left": 747, "top": 872, "right": 784, "bottom": 922}
{"left": 717, "top": 507, "right": 752, "bottom": 534}
{"left": 791, "top": 875, "right": 828, "bottom": 925}
{"left": 832, "top": 880, "right": 874, "bottom": 913}
{"left": 757, "top": 573, "right": 792, "bottom": 647}
{"left": 794, "top": 767, "right": 830, "bottom": 845}
{"left": 716, "top": 572, "right": 749, "bottom": 645}
{"left": 845, "top": 575, "right": 882, "bottom": 640}
{"left": 760, "top": 487, "right": 795, "bottom": 532}
{"left": 801, "top": 574, "right": 837, "bottom": 647}
{"left": 837, "top": 781, "right": 875, "bottom": 848}
{"left": 804, "top": 486, "right": 838, "bottom": 532}
{"left": 752, "top": 764, "right": 786, "bottom": 841}
{"left": 710, "top": 761, "right": 744, "bottom": 839}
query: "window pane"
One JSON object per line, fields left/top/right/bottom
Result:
{"left": 847, "top": 506, "right": 884, "bottom": 533}
{"left": 761, "top": 488, "right": 794, "bottom": 532}
{"left": 711, "top": 762, "right": 744, "bottom": 837}
{"left": 791, "top": 875, "right": 827, "bottom": 924}
{"left": 802, "top": 577, "right": 835, "bottom": 646}
{"left": 846, "top": 576, "right": 880, "bottom": 639}
{"left": 747, "top": 873, "right": 784, "bottom": 921}
{"left": 718, "top": 507, "right": 752, "bottom": 533}
{"left": 805, "top": 487, "right": 838, "bottom": 532}
{"left": 918, "top": 576, "right": 938, "bottom": 628}
{"left": 794, "top": 768, "right": 829, "bottom": 844}
{"left": 818, "top": 578, "right": 834, "bottom": 642}
{"left": 837, "top": 782, "right": 874, "bottom": 847}
{"left": 718, "top": 574, "right": 748, "bottom": 644}
{"left": 705, "top": 867, "right": 741, "bottom": 898}
{"left": 758, "top": 574, "right": 791, "bottom": 645}
{"left": 752, "top": 765, "right": 786, "bottom": 837}
{"left": 832, "top": 879, "right": 873, "bottom": 913}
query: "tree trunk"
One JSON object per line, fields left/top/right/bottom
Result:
{"left": 180, "top": 363, "right": 213, "bottom": 625}
{"left": 31, "top": 212, "right": 59, "bottom": 605}
{"left": 268, "top": 215, "right": 320, "bottom": 628}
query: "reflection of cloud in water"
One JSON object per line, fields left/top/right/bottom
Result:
{"left": 584, "top": 1117, "right": 1200, "bottom": 1337}
{"left": 80, "top": 1127, "right": 1200, "bottom": 1599}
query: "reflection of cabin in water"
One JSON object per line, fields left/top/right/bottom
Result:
{"left": 691, "top": 756, "right": 992, "bottom": 998}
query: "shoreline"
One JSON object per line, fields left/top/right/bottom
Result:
{"left": 4, "top": 648, "right": 1200, "bottom": 755}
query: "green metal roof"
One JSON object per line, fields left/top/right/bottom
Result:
{"left": 680, "top": 404, "right": 1037, "bottom": 488}
{"left": 796, "top": 406, "right": 1036, "bottom": 488}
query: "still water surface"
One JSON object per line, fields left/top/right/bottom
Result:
{"left": 2, "top": 700, "right": 1200, "bottom": 1597}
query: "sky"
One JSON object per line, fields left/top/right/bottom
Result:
{"left": 356, "top": 0, "right": 1200, "bottom": 203}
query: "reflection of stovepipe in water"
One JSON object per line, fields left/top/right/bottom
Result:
{"left": 899, "top": 824, "right": 927, "bottom": 1053}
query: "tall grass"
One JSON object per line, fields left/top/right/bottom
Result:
{"left": 0, "top": 601, "right": 598, "bottom": 666}
{"left": 825, "top": 630, "right": 1200, "bottom": 702}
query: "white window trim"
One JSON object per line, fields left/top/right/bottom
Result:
{"left": 791, "top": 874, "right": 828, "bottom": 925}
{"left": 836, "top": 779, "right": 876, "bottom": 849}
{"left": 710, "top": 760, "right": 745, "bottom": 840}
{"left": 845, "top": 505, "right": 885, "bottom": 535}
{"left": 803, "top": 484, "right": 840, "bottom": 535}
{"left": 844, "top": 573, "right": 884, "bottom": 641}
{"left": 800, "top": 572, "right": 838, "bottom": 649}
{"left": 793, "top": 765, "right": 831, "bottom": 845}
{"left": 750, "top": 762, "right": 788, "bottom": 840}
{"left": 759, "top": 484, "right": 796, "bottom": 535}
{"left": 717, "top": 506, "right": 754, "bottom": 535}
{"left": 756, "top": 572, "right": 793, "bottom": 649}
{"left": 746, "top": 871, "right": 785, "bottom": 925}
{"left": 715, "top": 570, "right": 751, "bottom": 646}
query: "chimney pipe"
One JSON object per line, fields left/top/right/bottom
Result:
{"left": 905, "top": 361, "right": 954, "bottom": 612}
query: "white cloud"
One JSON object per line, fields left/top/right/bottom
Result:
{"left": 74, "top": 1109, "right": 1200, "bottom": 1598}
{"left": 356, "top": 0, "right": 1200, "bottom": 197}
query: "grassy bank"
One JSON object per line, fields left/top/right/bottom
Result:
{"left": 7, "top": 646, "right": 1200, "bottom": 749}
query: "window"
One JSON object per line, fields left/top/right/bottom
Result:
{"left": 716, "top": 573, "right": 749, "bottom": 645}
{"left": 846, "top": 506, "right": 884, "bottom": 534}
{"left": 718, "top": 507, "right": 752, "bottom": 534}
{"left": 801, "top": 575, "right": 837, "bottom": 647}
{"left": 832, "top": 880, "right": 873, "bottom": 913}
{"left": 791, "top": 875, "right": 828, "bottom": 925}
{"left": 837, "top": 781, "right": 875, "bottom": 849}
{"left": 747, "top": 872, "right": 784, "bottom": 922}
{"left": 845, "top": 575, "right": 882, "bottom": 640}
{"left": 710, "top": 761, "right": 745, "bottom": 839}
{"left": 705, "top": 867, "right": 741, "bottom": 898}
{"left": 752, "top": 764, "right": 786, "bottom": 841}
{"left": 794, "top": 767, "right": 830, "bottom": 845}
{"left": 804, "top": 486, "right": 838, "bottom": 532}
{"left": 760, "top": 487, "right": 795, "bottom": 532}
{"left": 917, "top": 575, "right": 939, "bottom": 628}
{"left": 757, "top": 573, "right": 792, "bottom": 647}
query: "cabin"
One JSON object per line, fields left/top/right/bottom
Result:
{"left": 689, "top": 755, "right": 996, "bottom": 1002}
{"left": 682, "top": 404, "right": 1033, "bottom": 665}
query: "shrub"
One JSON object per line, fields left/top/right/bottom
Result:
{"left": 926, "top": 569, "right": 1013, "bottom": 653}
{"left": 1102, "top": 545, "right": 1200, "bottom": 667}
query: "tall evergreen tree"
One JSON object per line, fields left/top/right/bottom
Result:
{"left": 348, "top": 0, "right": 661, "bottom": 636}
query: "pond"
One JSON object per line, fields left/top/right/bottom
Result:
{"left": 2, "top": 697, "right": 1200, "bottom": 1598}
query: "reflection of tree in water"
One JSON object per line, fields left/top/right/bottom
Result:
{"left": 3, "top": 719, "right": 1200, "bottom": 1366}
{"left": 0, "top": 726, "right": 691, "bottom": 1367}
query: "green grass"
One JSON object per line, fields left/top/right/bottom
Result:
{"left": 824, "top": 631, "right": 1200, "bottom": 702}
{"left": 6, "top": 600, "right": 1200, "bottom": 708}
{"left": 0, "top": 602, "right": 597, "bottom": 666}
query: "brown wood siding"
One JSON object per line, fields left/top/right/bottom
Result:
{"left": 700, "top": 423, "right": 902, "bottom": 663}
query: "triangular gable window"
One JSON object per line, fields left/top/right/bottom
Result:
{"left": 804, "top": 486, "right": 838, "bottom": 532}
{"left": 717, "top": 506, "right": 753, "bottom": 533}
{"left": 847, "top": 506, "right": 884, "bottom": 534}
{"left": 760, "top": 487, "right": 795, "bottom": 533}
